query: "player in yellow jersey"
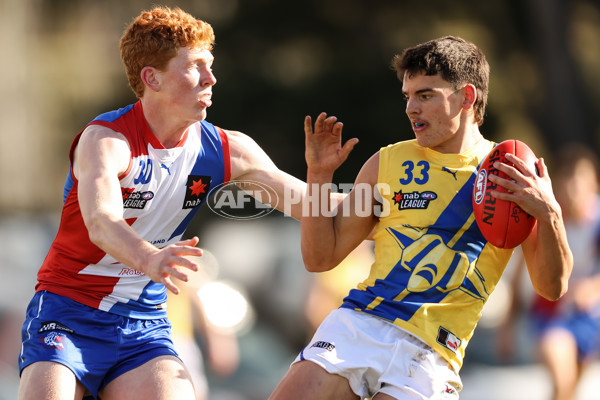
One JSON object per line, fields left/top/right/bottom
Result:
{"left": 270, "top": 36, "right": 573, "bottom": 400}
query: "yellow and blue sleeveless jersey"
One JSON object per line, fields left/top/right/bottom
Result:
{"left": 340, "top": 138, "right": 513, "bottom": 372}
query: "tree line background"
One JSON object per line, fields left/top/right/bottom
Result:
{"left": 1, "top": 0, "right": 599, "bottom": 213}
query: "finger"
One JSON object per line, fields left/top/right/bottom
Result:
{"left": 488, "top": 172, "right": 513, "bottom": 189}
{"left": 332, "top": 121, "right": 344, "bottom": 137}
{"left": 178, "top": 236, "right": 200, "bottom": 248}
{"left": 493, "top": 161, "right": 522, "bottom": 181}
{"left": 171, "top": 248, "right": 203, "bottom": 267}
{"left": 187, "top": 236, "right": 200, "bottom": 246}
{"left": 172, "top": 254, "right": 200, "bottom": 272}
{"left": 340, "top": 138, "right": 359, "bottom": 161}
{"left": 536, "top": 157, "right": 548, "bottom": 178}
{"left": 324, "top": 116, "right": 338, "bottom": 133}
{"left": 504, "top": 153, "right": 535, "bottom": 177}
{"left": 314, "top": 112, "right": 327, "bottom": 133}
{"left": 489, "top": 174, "right": 521, "bottom": 193}
{"left": 163, "top": 276, "right": 180, "bottom": 295}
{"left": 304, "top": 115, "right": 313, "bottom": 136}
{"left": 166, "top": 262, "right": 192, "bottom": 281}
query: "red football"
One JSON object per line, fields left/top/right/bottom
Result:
{"left": 472, "top": 139, "right": 538, "bottom": 248}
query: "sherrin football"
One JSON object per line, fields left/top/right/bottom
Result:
{"left": 472, "top": 139, "right": 538, "bottom": 248}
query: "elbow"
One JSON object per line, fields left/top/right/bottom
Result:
{"left": 301, "top": 252, "right": 336, "bottom": 273}
{"left": 84, "top": 213, "right": 108, "bottom": 249}
{"left": 538, "top": 279, "right": 569, "bottom": 302}
{"left": 303, "top": 259, "right": 336, "bottom": 273}
{"left": 535, "top": 252, "right": 574, "bottom": 302}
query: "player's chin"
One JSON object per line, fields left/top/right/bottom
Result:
{"left": 196, "top": 108, "right": 208, "bottom": 121}
{"left": 414, "top": 134, "right": 436, "bottom": 149}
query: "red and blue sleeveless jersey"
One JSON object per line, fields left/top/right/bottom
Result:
{"left": 36, "top": 101, "right": 231, "bottom": 319}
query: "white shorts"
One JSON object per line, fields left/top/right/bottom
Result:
{"left": 294, "top": 308, "right": 462, "bottom": 399}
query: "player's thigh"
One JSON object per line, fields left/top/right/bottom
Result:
{"left": 269, "top": 360, "right": 359, "bottom": 400}
{"left": 19, "top": 361, "right": 87, "bottom": 400}
{"left": 100, "top": 355, "right": 195, "bottom": 400}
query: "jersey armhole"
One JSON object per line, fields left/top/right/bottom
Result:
{"left": 217, "top": 127, "right": 232, "bottom": 183}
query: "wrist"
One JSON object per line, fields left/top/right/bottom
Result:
{"left": 306, "top": 168, "right": 334, "bottom": 183}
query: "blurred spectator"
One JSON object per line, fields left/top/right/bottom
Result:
{"left": 0, "top": 309, "right": 21, "bottom": 400}
{"left": 303, "top": 240, "right": 374, "bottom": 335}
{"left": 499, "top": 143, "right": 600, "bottom": 400}
{"left": 167, "top": 254, "right": 241, "bottom": 400}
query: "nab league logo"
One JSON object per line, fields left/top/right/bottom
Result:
{"left": 183, "top": 175, "right": 212, "bottom": 209}
{"left": 122, "top": 188, "right": 155, "bottom": 209}
{"left": 393, "top": 190, "right": 437, "bottom": 210}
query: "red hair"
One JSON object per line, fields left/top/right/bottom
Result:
{"left": 120, "top": 6, "right": 215, "bottom": 98}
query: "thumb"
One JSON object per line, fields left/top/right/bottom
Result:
{"left": 340, "top": 138, "right": 359, "bottom": 161}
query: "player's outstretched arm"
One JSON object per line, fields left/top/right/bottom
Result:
{"left": 301, "top": 113, "right": 376, "bottom": 272}
{"left": 75, "top": 125, "right": 203, "bottom": 294}
{"left": 490, "top": 154, "right": 573, "bottom": 300}
{"left": 225, "top": 129, "right": 310, "bottom": 219}
{"left": 225, "top": 113, "right": 357, "bottom": 221}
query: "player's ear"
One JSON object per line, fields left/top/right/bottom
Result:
{"left": 462, "top": 84, "right": 477, "bottom": 109}
{"left": 141, "top": 66, "right": 161, "bottom": 93}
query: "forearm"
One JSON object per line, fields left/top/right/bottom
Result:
{"left": 301, "top": 170, "right": 339, "bottom": 272}
{"left": 86, "top": 210, "right": 157, "bottom": 273}
{"left": 526, "top": 207, "right": 573, "bottom": 300}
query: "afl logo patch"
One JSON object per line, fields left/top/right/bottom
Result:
{"left": 473, "top": 169, "right": 487, "bottom": 205}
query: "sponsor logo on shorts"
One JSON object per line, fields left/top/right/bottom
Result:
{"left": 436, "top": 327, "right": 461, "bottom": 354}
{"left": 38, "top": 321, "right": 74, "bottom": 335}
{"left": 41, "top": 332, "right": 67, "bottom": 350}
{"left": 310, "top": 341, "right": 335, "bottom": 351}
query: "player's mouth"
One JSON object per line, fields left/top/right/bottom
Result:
{"left": 411, "top": 119, "right": 427, "bottom": 132}
{"left": 199, "top": 94, "right": 212, "bottom": 108}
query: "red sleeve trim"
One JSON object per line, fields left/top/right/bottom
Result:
{"left": 217, "top": 127, "right": 231, "bottom": 183}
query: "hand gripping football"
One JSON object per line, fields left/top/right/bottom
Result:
{"left": 472, "top": 140, "right": 538, "bottom": 248}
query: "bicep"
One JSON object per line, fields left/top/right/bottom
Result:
{"left": 226, "top": 129, "right": 306, "bottom": 213}
{"left": 330, "top": 153, "right": 380, "bottom": 258}
{"left": 226, "top": 129, "right": 277, "bottom": 180}
{"left": 74, "top": 126, "right": 131, "bottom": 224}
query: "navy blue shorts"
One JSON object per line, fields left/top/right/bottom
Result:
{"left": 533, "top": 309, "right": 600, "bottom": 361}
{"left": 19, "top": 291, "right": 178, "bottom": 399}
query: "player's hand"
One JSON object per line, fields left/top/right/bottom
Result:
{"left": 304, "top": 112, "right": 358, "bottom": 176}
{"left": 142, "top": 237, "right": 203, "bottom": 294}
{"left": 489, "top": 154, "right": 560, "bottom": 222}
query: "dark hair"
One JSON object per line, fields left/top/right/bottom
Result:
{"left": 392, "top": 36, "right": 489, "bottom": 126}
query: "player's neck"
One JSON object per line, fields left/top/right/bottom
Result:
{"left": 459, "top": 127, "right": 484, "bottom": 153}
{"left": 430, "top": 125, "right": 483, "bottom": 155}
{"left": 140, "top": 99, "right": 191, "bottom": 148}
